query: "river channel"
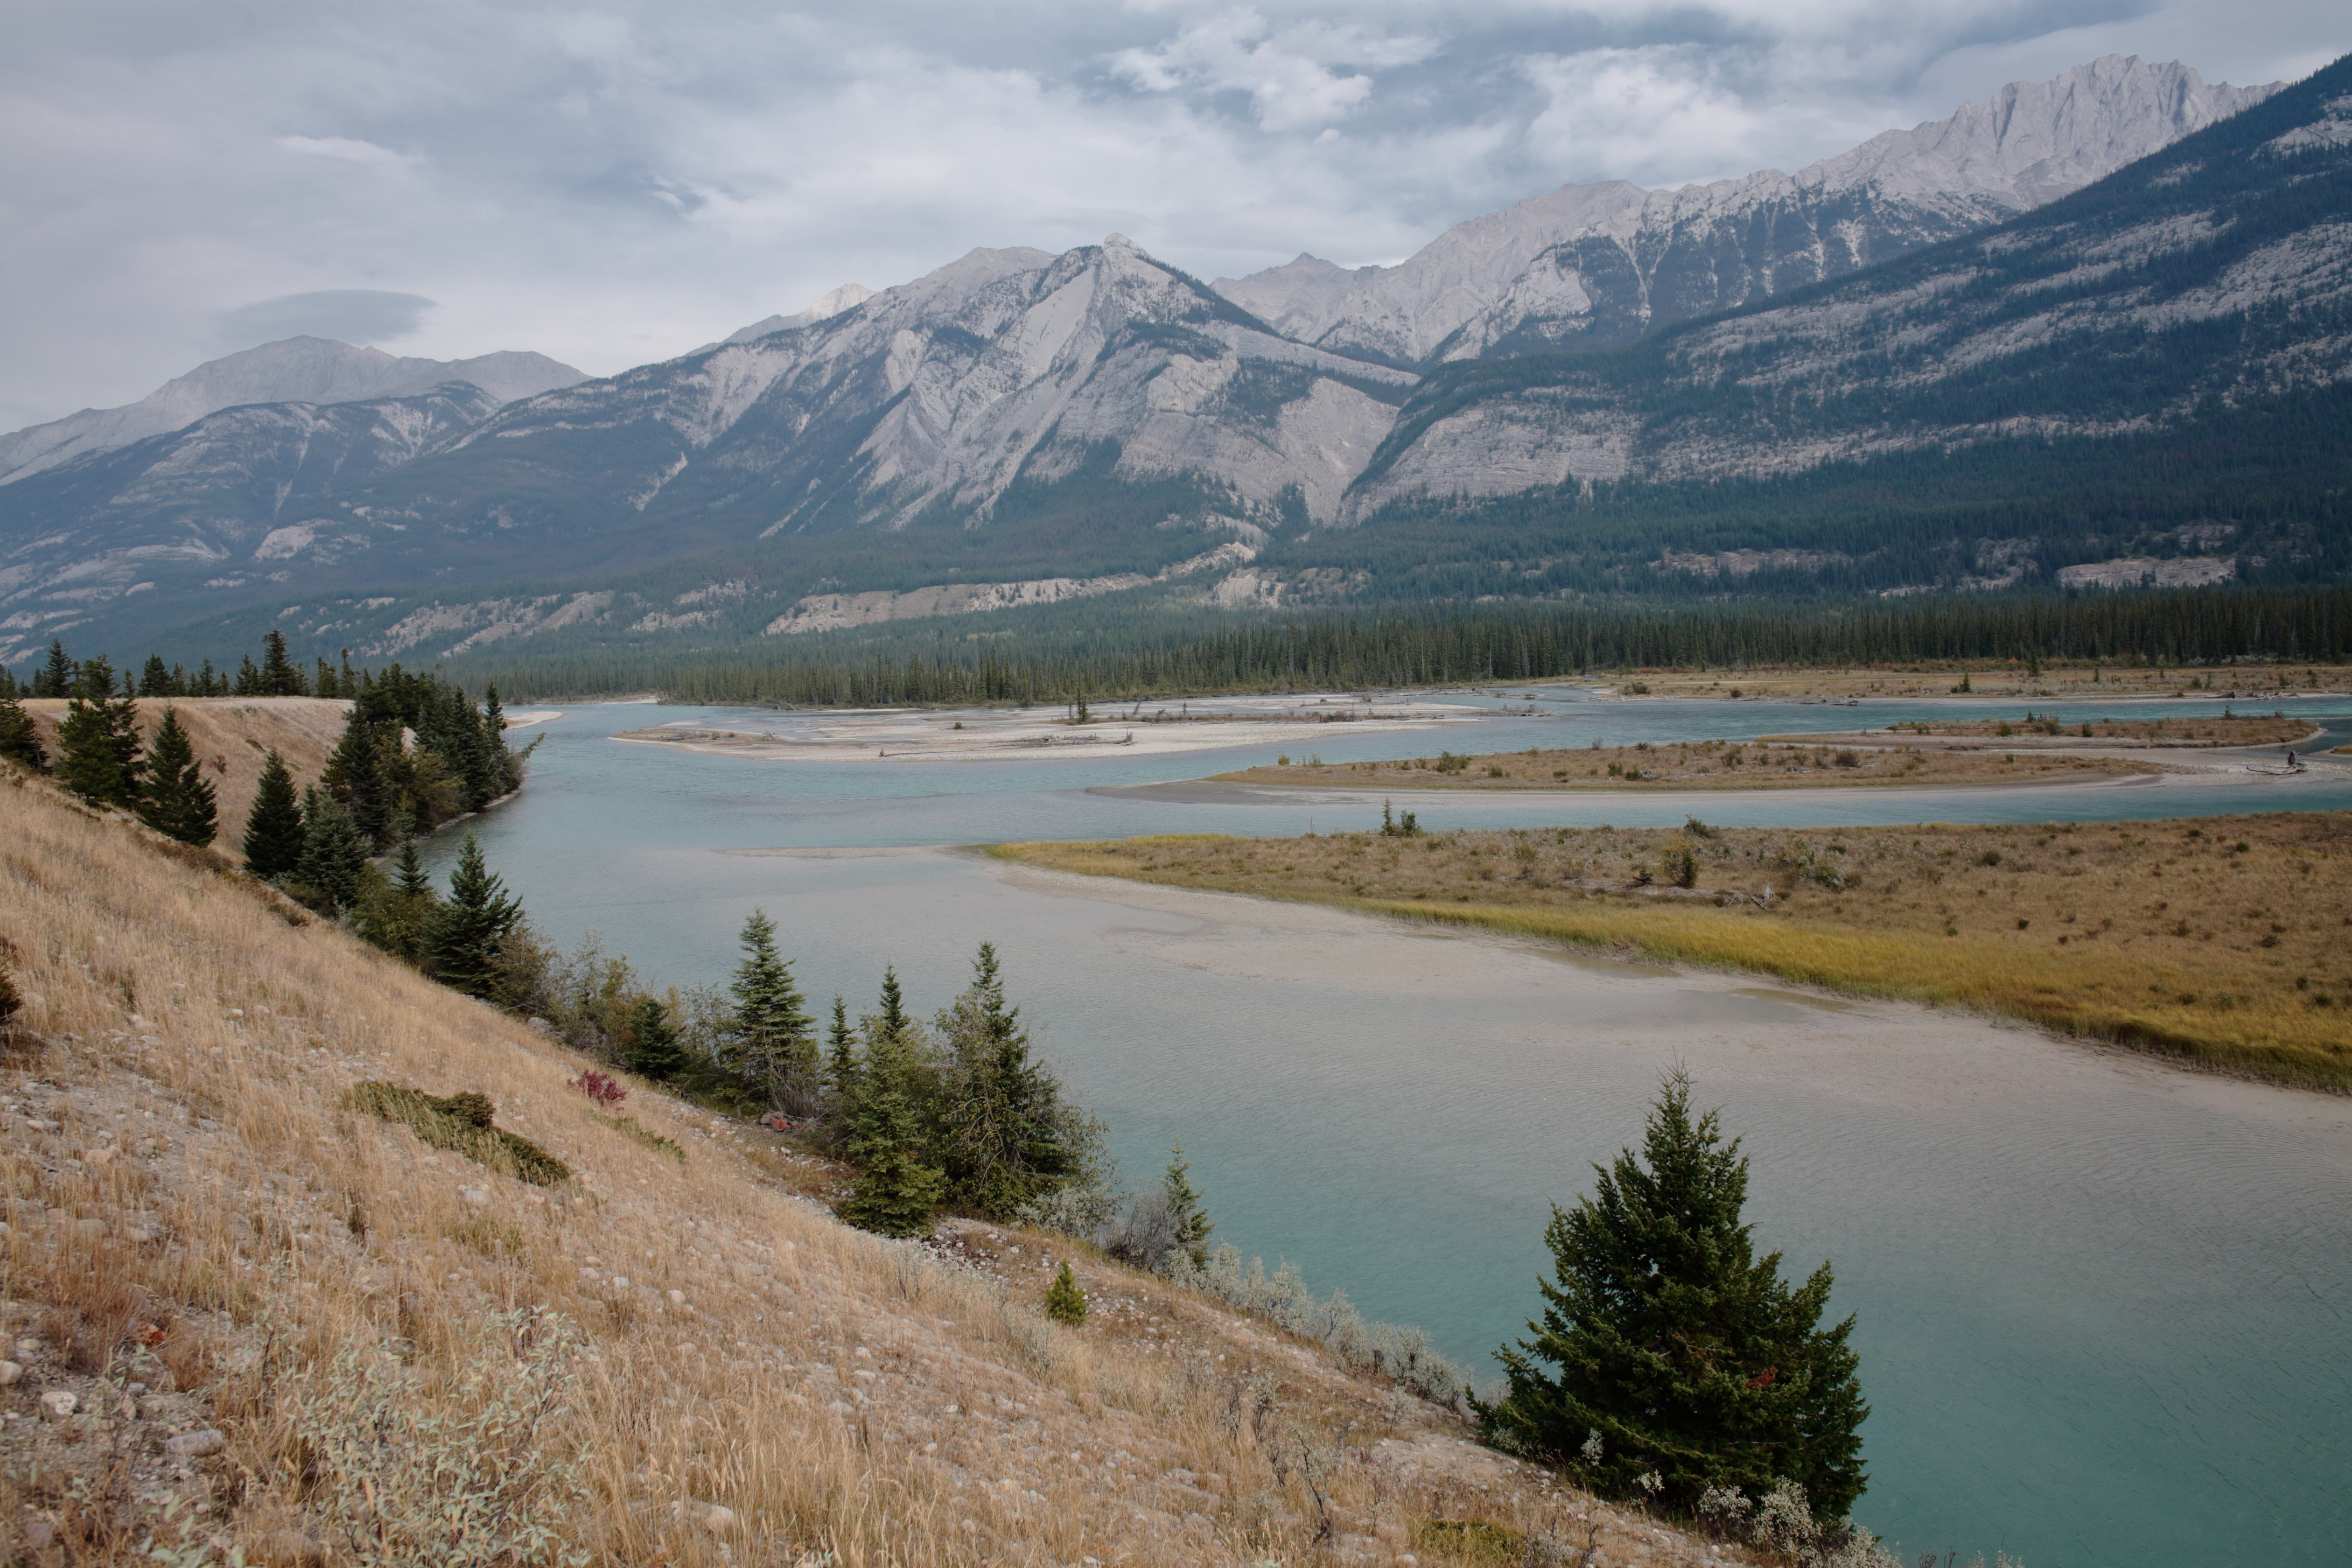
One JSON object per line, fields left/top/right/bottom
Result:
{"left": 423, "top": 689, "right": 2352, "bottom": 1566}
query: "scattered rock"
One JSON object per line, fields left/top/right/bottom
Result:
{"left": 166, "top": 1428, "right": 227, "bottom": 1458}
{"left": 74, "top": 1217, "right": 108, "bottom": 1238}
{"left": 38, "top": 1390, "right": 78, "bottom": 1420}
{"left": 667, "top": 1289, "right": 687, "bottom": 1306}
{"left": 0, "top": 1362, "right": 18, "bottom": 1386}
{"left": 20, "top": 1518, "right": 54, "bottom": 1550}
{"left": 462, "top": 1188, "right": 489, "bottom": 1208}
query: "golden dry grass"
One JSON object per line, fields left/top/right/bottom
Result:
{"left": 0, "top": 767, "right": 1729, "bottom": 1567}
{"left": 1802, "top": 714, "right": 2315, "bottom": 745}
{"left": 1606, "top": 663, "right": 2347, "bottom": 703}
{"left": 19, "top": 698, "right": 350, "bottom": 860}
{"left": 1221, "top": 739, "right": 2156, "bottom": 792}
{"left": 995, "top": 814, "right": 2352, "bottom": 1093}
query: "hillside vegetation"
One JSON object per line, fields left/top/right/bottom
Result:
{"left": 17, "top": 698, "right": 348, "bottom": 857}
{"left": 0, "top": 767, "right": 1752, "bottom": 1567}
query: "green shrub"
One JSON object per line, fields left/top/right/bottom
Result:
{"left": 345, "top": 1082, "right": 572, "bottom": 1185}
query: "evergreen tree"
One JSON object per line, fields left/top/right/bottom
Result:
{"left": 51, "top": 689, "right": 142, "bottom": 807}
{"left": 620, "top": 992, "right": 692, "bottom": 1081}
{"left": 0, "top": 684, "right": 45, "bottom": 772}
{"left": 1045, "top": 1261, "right": 1086, "bottom": 1326}
{"left": 840, "top": 1018, "right": 945, "bottom": 1238}
{"left": 314, "top": 656, "right": 340, "bottom": 698}
{"left": 877, "top": 967, "right": 908, "bottom": 1038}
{"left": 135, "top": 707, "right": 217, "bottom": 846}
{"left": 138, "top": 654, "right": 177, "bottom": 697}
{"left": 936, "top": 943, "right": 1074, "bottom": 1217}
{"left": 1479, "top": 1072, "right": 1868, "bottom": 1518}
{"left": 1163, "top": 1145, "right": 1213, "bottom": 1266}
{"left": 425, "top": 832, "right": 522, "bottom": 998}
{"left": 194, "top": 659, "right": 221, "bottom": 697}
{"left": 361, "top": 825, "right": 439, "bottom": 962}
{"left": 33, "top": 640, "right": 72, "bottom": 698}
{"left": 726, "top": 908, "right": 816, "bottom": 1102}
{"left": 824, "top": 996, "right": 859, "bottom": 1126}
{"left": 259, "top": 631, "right": 305, "bottom": 696}
{"left": 295, "top": 794, "right": 369, "bottom": 913}
{"left": 242, "top": 749, "right": 307, "bottom": 878}
{"left": 394, "top": 828, "right": 433, "bottom": 898}
{"left": 233, "top": 654, "right": 262, "bottom": 697}
{"left": 321, "top": 706, "right": 395, "bottom": 847}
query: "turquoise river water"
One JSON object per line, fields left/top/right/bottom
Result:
{"left": 419, "top": 689, "right": 2352, "bottom": 1566}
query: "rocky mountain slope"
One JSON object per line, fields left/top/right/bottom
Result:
{"left": 2, "top": 54, "right": 2344, "bottom": 670}
{"left": 1342, "top": 55, "right": 2352, "bottom": 515}
{"left": 1215, "top": 56, "right": 2277, "bottom": 365}
{"left": 0, "top": 337, "right": 585, "bottom": 486}
{"left": 0, "top": 384, "right": 508, "bottom": 667}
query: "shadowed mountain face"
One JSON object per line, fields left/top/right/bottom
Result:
{"left": 3, "top": 54, "right": 2346, "bottom": 671}
{"left": 1215, "top": 56, "right": 2278, "bottom": 365}
{"left": 0, "top": 338, "right": 586, "bottom": 486}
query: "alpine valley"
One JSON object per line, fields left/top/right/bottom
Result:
{"left": 5, "top": 52, "right": 2349, "bottom": 676}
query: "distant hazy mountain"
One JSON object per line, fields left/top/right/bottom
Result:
{"left": 0, "top": 337, "right": 586, "bottom": 485}
{"left": 1215, "top": 56, "right": 2278, "bottom": 364}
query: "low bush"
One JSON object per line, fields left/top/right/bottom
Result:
{"left": 344, "top": 1082, "right": 572, "bottom": 1185}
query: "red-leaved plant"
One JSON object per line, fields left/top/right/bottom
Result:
{"left": 568, "top": 1070, "right": 627, "bottom": 1108}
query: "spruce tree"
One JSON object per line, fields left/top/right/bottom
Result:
{"left": 52, "top": 691, "right": 142, "bottom": 807}
{"left": 620, "top": 993, "right": 692, "bottom": 1081}
{"left": 1480, "top": 1072, "right": 1868, "bottom": 1518}
{"left": 425, "top": 832, "right": 522, "bottom": 998}
{"left": 33, "top": 640, "right": 72, "bottom": 698}
{"left": 936, "top": 943, "right": 1073, "bottom": 1217}
{"left": 0, "top": 684, "right": 45, "bottom": 771}
{"left": 137, "top": 655, "right": 177, "bottom": 697}
{"left": 876, "top": 967, "right": 907, "bottom": 1038}
{"left": 195, "top": 659, "right": 221, "bottom": 697}
{"left": 259, "top": 631, "right": 305, "bottom": 696}
{"left": 824, "top": 996, "right": 860, "bottom": 1130}
{"left": 242, "top": 749, "right": 307, "bottom": 878}
{"left": 322, "top": 708, "right": 394, "bottom": 847}
{"left": 295, "top": 795, "right": 369, "bottom": 913}
{"left": 363, "top": 826, "right": 438, "bottom": 962}
{"left": 726, "top": 908, "right": 815, "bottom": 1102}
{"left": 840, "top": 1019, "right": 944, "bottom": 1238}
{"left": 234, "top": 655, "right": 263, "bottom": 697}
{"left": 136, "top": 707, "right": 218, "bottom": 846}
{"left": 1163, "top": 1145, "right": 1214, "bottom": 1266}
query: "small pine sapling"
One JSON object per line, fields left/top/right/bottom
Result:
{"left": 1045, "top": 1261, "right": 1086, "bottom": 1325}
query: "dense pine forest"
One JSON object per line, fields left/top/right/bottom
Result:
{"left": 439, "top": 585, "right": 2352, "bottom": 706}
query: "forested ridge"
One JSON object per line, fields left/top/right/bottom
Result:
{"left": 439, "top": 585, "right": 2352, "bottom": 705}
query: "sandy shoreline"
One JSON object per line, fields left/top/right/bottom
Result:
{"left": 610, "top": 693, "right": 1496, "bottom": 761}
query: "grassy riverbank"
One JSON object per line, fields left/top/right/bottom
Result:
{"left": 1217, "top": 740, "right": 2159, "bottom": 792}
{"left": 994, "top": 814, "right": 2352, "bottom": 1092}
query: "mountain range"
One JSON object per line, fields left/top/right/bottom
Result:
{"left": 3, "top": 52, "right": 2346, "bottom": 674}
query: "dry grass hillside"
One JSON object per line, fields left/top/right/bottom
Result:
{"left": 0, "top": 770, "right": 1754, "bottom": 1568}
{"left": 997, "top": 813, "right": 2352, "bottom": 1093}
{"left": 18, "top": 699, "right": 350, "bottom": 859}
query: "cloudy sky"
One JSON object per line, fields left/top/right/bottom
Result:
{"left": 2, "top": 0, "right": 2340, "bottom": 431}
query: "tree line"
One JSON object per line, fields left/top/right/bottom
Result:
{"left": 20, "top": 628, "right": 377, "bottom": 702}
{"left": 437, "top": 584, "right": 2352, "bottom": 707}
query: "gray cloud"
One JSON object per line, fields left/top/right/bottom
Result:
{"left": 0, "top": 0, "right": 2339, "bottom": 431}
{"left": 212, "top": 289, "right": 437, "bottom": 351}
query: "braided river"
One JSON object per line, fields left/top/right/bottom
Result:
{"left": 423, "top": 689, "right": 2352, "bottom": 1566}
